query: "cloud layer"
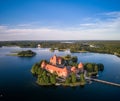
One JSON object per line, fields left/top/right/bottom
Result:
{"left": 0, "top": 11, "right": 120, "bottom": 41}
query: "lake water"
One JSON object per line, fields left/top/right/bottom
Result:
{"left": 0, "top": 47, "right": 120, "bottom": 101}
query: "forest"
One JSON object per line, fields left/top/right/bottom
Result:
{"left": 0, "top": 40, "right": 120, "bottom": 57}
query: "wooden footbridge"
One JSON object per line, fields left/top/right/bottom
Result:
{"left": 85, "top": 77, "right": 120, "bottom": 87}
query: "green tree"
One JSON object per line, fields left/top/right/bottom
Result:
{"left": 45, "top": 76, "right": 50, "bottom": 84}
{"left": 80, "top": 73, "right": 86, "bottom": 85}
{"left": 42, "top": 71, "right": 47, "bottom": 76}
{"left": 71, "top": 73, "right": 76, "bottom": 83}
{"left": 50, "top": 47, "right": 55, "bottom": 52}
{"left": 65, "top": 54, "right": 71, "bottom": 60}
{"left": 37, "top": 72, "right": 50, "bottom": 85}
{"left": 97, "top": 63, "right": 104, "bottom": 71}
{"left": 37, "top": 68, "right": 43, "bottom": 75}
{"left": 80, "top": 73, "right": 85, "bottom": 83}
{"left": 94, "top": 65, "right": 98, "bottom": 73}
{"left": 50, "top": 74, "right": 56, "bottom": 84}
{"left": 65, "top": 77, "right": 71, "bottom": 84}
{"left": 31, "top": 63, "right": 39, "bottom": 74}
{"left": 87, "top": 63, "right": 93, "bottom": 72}
{"left": 71, "top": 56, "right": 78, "bottom": 63}
{"left": 37, "top": 75, "right": 44, "bottom": 84}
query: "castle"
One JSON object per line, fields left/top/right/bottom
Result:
{"left": 41, "top": 55, "right": 84, "bottom": 78}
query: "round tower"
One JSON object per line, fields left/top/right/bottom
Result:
{"left": 41, "top": 61, "right": 46, "bottom": 68}
{"left": 78, "top": 62, "right": 84, "bottom": 69}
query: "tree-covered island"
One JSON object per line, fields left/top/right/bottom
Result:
{"left": 31, "top": 54, "right": 104, "bottom": 86}
{"left": 8, "top": 50, "right": 36, "bottom": 57}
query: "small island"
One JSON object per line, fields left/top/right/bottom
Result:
{"left": 8, "top": 50, "right": 36, "bottom": 57}
{"left": 17, "top": 50, "right": 36, "bottom": 57}
{"left": 31, "top": 54, "right": 104, "bottom": 86}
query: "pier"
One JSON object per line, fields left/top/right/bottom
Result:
{"left": 85, "top": 77, "right": 120, "bottom": 87}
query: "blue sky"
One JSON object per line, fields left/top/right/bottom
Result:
{"left": 0, "top": 0, "right": 120, "bottom": 40}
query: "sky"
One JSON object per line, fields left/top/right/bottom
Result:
{"left": 0, "top": 0, "right": 120, "bottom": 41}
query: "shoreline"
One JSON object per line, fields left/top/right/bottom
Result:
{"left": 36, "top": 82, "right": 86, "bottom": 87}
{"left": 2, "top": 46, "right": 119, "bottom": 58}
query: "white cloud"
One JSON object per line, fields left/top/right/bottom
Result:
{"left": 102, "top": 11, "right": 120, "bottom": 17}
{"left": 17, "top": 24, "right": 32, "bottom": 27}
{"left": 0, "top": 11, "right": 120, "bottom": 40}
{"left": 0, "top": 25, "right": 7, "bottom": 30}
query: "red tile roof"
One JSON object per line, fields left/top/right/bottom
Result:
{"left": 41, "top": 62, "right": 68, "bottom": 77}
{"left": 41, "top": 55, "right": 84, "bottom": 77}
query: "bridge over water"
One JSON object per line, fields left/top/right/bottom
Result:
{"left": 85, "top": 77, "right": 120, "bottom": 87}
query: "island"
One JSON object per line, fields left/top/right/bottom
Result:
{"left": 8, "top": 50, "right": 36, "bottom": 57}
{"left": 31, "top": 54, "right": 104, "bottom": 86}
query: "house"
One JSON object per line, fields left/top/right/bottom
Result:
{"left": 37, "top": 44, "right": 41, "bottom": 48}
{"left": 90, "top": 45, "right": 95, "bottom": 48}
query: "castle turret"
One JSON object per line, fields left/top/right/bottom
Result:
{"left": 78, "top": 62, "right": 84, "bottom": 72}
{"left": 41, "top": 61, "right": 46, "bottom": 68}
{"left": 78, "top": 62, "right": 84, "bottom": 68}
{"left": 71, "top": 66, "right": 77, "bottom": 73}
{"left": 50, "top": 55, "right": 63, "bottom": 65}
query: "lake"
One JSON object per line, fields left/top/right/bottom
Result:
{"left": 0, "top": 47, "right": 120, "bottom": 101}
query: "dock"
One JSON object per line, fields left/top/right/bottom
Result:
{"left": 85, "top": 77, "right": 120, "bottom": 87}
